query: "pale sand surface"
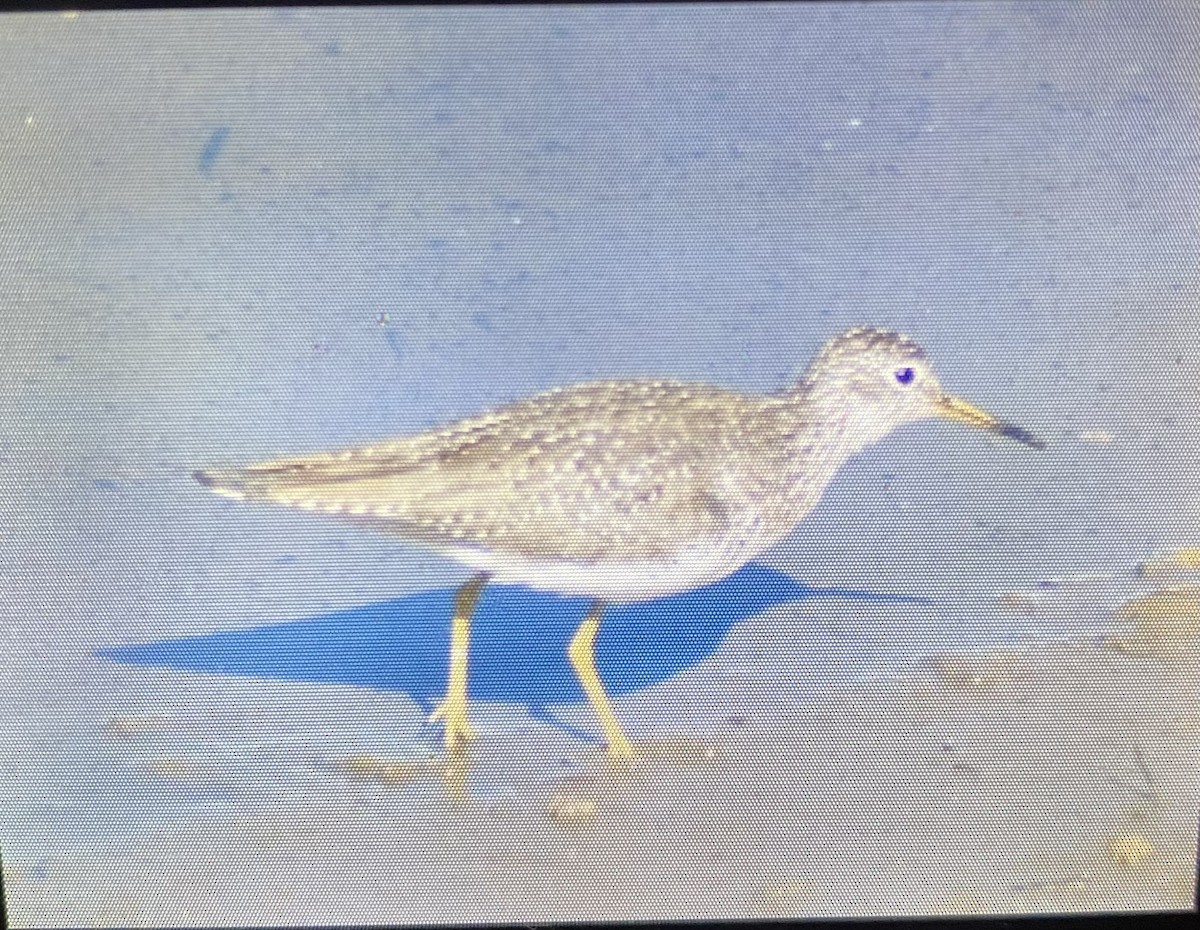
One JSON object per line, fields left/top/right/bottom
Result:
{"left": 5, "top": 611, "right": 1197, "bottom": 925}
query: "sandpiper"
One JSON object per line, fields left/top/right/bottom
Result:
{"left": 196, "top": 327, "right": 1044, "bottom": 759}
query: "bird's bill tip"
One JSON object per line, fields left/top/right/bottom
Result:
{"left": 935, "top": 394, "right": 1046, "bottom": 450}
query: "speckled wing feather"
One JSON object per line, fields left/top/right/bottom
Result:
{"left": 199, "top": 380, "right": 776, "bottom": 564}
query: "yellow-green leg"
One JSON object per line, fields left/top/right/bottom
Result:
{"left": 567, "top": 601, "right": 635, "bottom": 760}
{"left": 428, "top": 573, "right": 488, "bottom": 752}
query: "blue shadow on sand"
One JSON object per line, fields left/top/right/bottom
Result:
{"left": 97, "top": 564, "right": 919, "bottom": 713}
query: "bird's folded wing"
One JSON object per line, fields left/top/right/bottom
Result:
{"left": 195, "top": 380, "right": 760, "bottom": 562}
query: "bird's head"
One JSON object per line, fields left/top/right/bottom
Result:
{"left": 798, "top": 327, "right": 1045, "bottom": 449}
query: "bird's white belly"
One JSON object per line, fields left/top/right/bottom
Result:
{"left": 431, "top": 532, "right": 775, "bottom": 602}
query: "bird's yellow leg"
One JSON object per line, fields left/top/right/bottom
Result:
{"left": 568, "top": 602, "right": 635, "bottom": 761}
{"left": 429, "top": 573, "right": 488, "bottom": 752}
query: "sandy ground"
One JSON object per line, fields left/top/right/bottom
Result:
{"left": 4, "top": 584, "right": 1198, "bottom": 924}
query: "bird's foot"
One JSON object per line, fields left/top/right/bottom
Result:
{"left": 428, "top": 697, "right": 475, "bottom": 751}
{"left": 604, "top": 729, "right": 636, "bottom": 762}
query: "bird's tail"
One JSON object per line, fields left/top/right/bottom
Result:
{"left": 193, "top": 465, "right": 271, "bottom": 501}
{"left": 194, "top": 457, "right": 329, "bottom": 500}
{"left": 193, "top": 452, "right": 388, "bottom": 502}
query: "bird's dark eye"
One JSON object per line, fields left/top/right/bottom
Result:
{"left": 895, "top": 367, "right": 916, "bottom": 385}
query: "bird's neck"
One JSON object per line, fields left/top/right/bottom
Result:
{"left": 776, "top": 382, "right": 892, "bottom": 466}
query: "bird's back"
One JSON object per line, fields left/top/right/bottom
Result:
{"left": 198, "top": 380, "right": 800, "bottom": 578}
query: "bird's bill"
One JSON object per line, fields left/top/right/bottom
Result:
{"left": 935, "top": 393, "right": 1046, "bottom": 450}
